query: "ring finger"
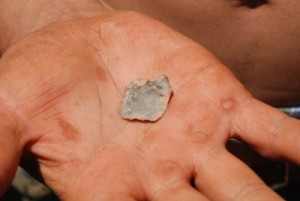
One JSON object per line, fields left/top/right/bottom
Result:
{"left": 193, "top": 147, "right": 283, "bottom": 201}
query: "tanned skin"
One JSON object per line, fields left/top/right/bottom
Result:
{"left": 0, "top": 1, "right": 299, "bottom": 200}
{"left": 106, "top": 0, "right": 300, "bottom": 106}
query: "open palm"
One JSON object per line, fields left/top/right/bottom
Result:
{"left": 0, "top": 12, "right": 299, "bottom": 201}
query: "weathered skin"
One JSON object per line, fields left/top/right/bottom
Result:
{"left": 0, "top": 1, "right": 300, "bottom": 201}
{"left": 105, "top": 0, "right": 300, "bottom": 106}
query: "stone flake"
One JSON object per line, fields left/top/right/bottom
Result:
{"left": 120, "top": 75, "right": 172, "bottom": 121}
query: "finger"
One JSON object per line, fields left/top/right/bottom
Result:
{"left": 232, "top": 98, "right": 300, "bottom": 164}
{"left": 149, "top": 181, "right": 209, "bottom": 201}
{"left": 142, "top": 159, "right": 209, "bottom": 201}
{"left": 67, "top": 189, "right": 140, "bottom": 201}
{"left": 97, "top": 196, "right": 137, "bottom": 201}
{"left": 194, "top": 148, "right": 283, "bottom": 201}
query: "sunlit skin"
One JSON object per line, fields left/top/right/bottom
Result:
{"left": 0, "top": 1, "right": 300, "bottom": 201}
{"left": 106, "top": 0, "right": 300, "bottom": 106}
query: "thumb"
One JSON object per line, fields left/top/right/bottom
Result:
{"left": 232, "top": 98, "right": 300, "bottom": 164}
{"left": 0, "top": 107, "right": 22, "bottom": 195}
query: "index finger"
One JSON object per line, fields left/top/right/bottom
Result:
{"left": 232, "top": 98, "right": 300, "bottom": 164}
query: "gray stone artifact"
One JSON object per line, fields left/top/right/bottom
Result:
{"left": 120, "top": 75, "right": 172, "bottom": 121}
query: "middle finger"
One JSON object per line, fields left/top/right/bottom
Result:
{"left": 148, "top": 181, "right": 209, "bottom": 201}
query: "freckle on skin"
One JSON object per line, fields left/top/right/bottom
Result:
{"left": 57, "top": 118, "right": 80, "bottom": 141}
{"left": 95, "top": 67, "right": 107, "bottom": 82}
{"left": 221, "top": 99, "right": 235, "bottom": 110}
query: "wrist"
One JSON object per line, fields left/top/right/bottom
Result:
{"left": 0, "top": 0, "right": 111, "bottom": 53}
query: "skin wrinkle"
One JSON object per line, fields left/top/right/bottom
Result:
{"left": 102, "top": 58, "right": 123, "bottom": 96}
{"left": 28, "top": 85, "right": 71, "bottom": 118}
{"left": 93, "top": 66, "right": 106, "bottom": 152}
{"left": 230, "top": 181, "right": 271, "bottom": 201}
{"left": 27, "top": 134, "right": 89, "bottom": 195}
{"left": 264, "top": 118, "right": 300, "bottom": 164}
{"left": 174, "top": 62, "right": 219, "bottom": 94}
{"left": 260, "top": 115, "right": 290, "bottom": 158}
{"left": 91, "top": 25, "right": 124, "bottom": 96}
{"left": 89, "top": 28, "right": 140, "bottom": 148}
{"left": 93, "top": 12, "right": 178, "bottom": 88}
{"left": 28, "top": 134, "right": 74, "bottom": 163}
{"left": 65, "top": 24, "right": 121, "bottom": 111}
{"left": 194, "top": 146, "right": 224, "bottom": 173}
{"left": 2, "top": 3, "right": 300, "bottom": 200}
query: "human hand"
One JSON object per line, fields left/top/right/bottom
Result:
{"left": 0, "top": 11, "right": 299, "bottom": 201}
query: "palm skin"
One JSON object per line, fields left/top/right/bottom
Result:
{"left": 0, "top": 11, "right": 299, "bottom": 201}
